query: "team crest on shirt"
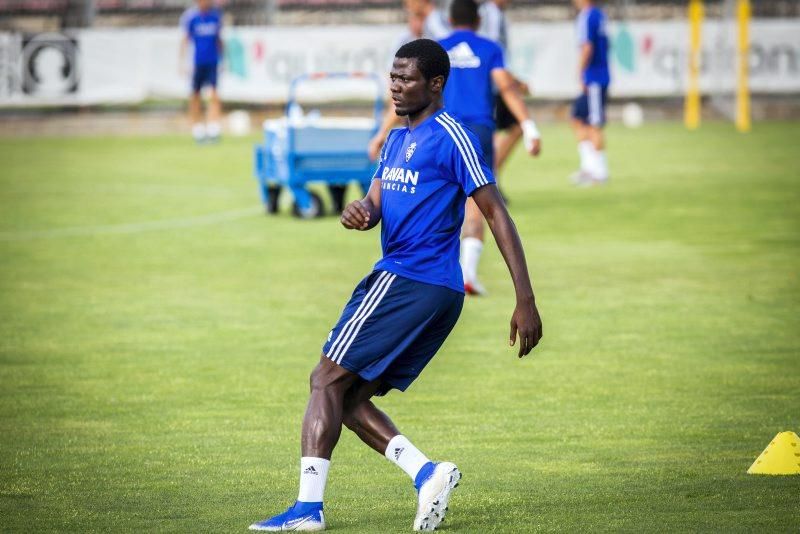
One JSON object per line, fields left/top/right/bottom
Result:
{"left": 405, "top": 142, "right": 417, "bottom": 162}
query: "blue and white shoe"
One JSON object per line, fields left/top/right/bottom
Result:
{"left": 413, "top": 462, "right": 461, "bottom": 531}
{"left": 249, "top": 501, "right": 326, "bottom": 531}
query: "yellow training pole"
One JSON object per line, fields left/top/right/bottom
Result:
{"left": 684, "top": 0, "right": 703, "bottom": 130}
{"left": 735, "top": 0, "right": 751, "bottom": 132}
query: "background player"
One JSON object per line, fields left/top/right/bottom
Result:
{"left": 179, "top": 0, "right": 224, "bottom": 143}
{"left": 249, "top": 39, "right": 542, "bottom": 532}
{"left": 571, "top": 0, "right": 610, "bottom": 185}
{"left": 440, "top": 0, "right": 541, "bottom": 296}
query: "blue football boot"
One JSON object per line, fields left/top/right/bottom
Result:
{"left": 249, "top": 501, "right": 325, "bottom": 531}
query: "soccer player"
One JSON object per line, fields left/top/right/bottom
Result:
{"left": 571, "top": 0, "right": 611, "bottom": 185}
{"left": 440, "top": 0, "right": 541, "bottom": 296}
{"left": 179, "top": 0, "right": 223, "bottom": 143}
{"left": 249, "top": 39, "right": 543, "bottom": 532}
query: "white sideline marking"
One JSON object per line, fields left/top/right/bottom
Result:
{"left": 0, "top": 206, "right": 263, "bottom": 241}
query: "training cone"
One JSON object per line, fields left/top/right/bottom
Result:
{"left": 747, "top": 431, "right": 800, "bottom": 475}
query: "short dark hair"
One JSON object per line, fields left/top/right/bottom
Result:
{"left": 395, "top": 38, "right": 450, "bottom": 87}
{"left": 450, "top": 0, "right": 479, "bottom": 27}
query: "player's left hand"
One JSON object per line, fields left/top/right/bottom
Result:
{"left": 509, "top": 298, "right": 542, "bottom": 358}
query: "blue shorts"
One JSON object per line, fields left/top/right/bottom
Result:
{"left": 192, "top": 63, "right": 218, "bottom": 93}
{"left": 464, "top": 122, "right": 494, "bottom": 170}
{"left": 322, "top": 270, "right": 464, "bottom": 394}
{"left": 572, "top": 83, "right": 608, "bottom": 127}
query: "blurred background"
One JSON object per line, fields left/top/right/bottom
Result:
{"left": 1, "top": 0, "right": 798, "bottom": 135}
{"left": 1, "top": 1, "right": 798, "bottom": 531}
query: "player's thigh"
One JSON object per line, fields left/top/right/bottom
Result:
{"left": 381, "top": 290, "right": 464, "bottom": 390}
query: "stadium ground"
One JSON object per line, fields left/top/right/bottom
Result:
{"left": 0, "top": 122, "right": 798, "bottom": 532}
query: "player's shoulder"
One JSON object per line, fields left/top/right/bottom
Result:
{"left": 589, "top": 6, "right": 605, "bottom": 23}
{"left": 381, "top": 128, "right": 405, "bottom": 158}
{"left": 430, "top": 111, "right": 480, "bottom": 152}
{"left": 470, "top": 32, "right": 502, "bottom": 54}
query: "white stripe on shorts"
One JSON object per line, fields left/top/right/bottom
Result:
{"left": 333, "top": 272, "right": 396, "bottom": 364}
{"left": 326, "top": 271, "right": 390, "bottom": 360}
{"left": 588, "top": 83, "right": 602, "bottom": 126}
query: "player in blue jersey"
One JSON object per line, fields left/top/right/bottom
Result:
{"left": 440, "top": 0, "right": 541, "bottom": 296}
{"left": 249, "top": 39, "right": 542, "bottom": 532}
{"left": 179, "top": 0, "right": 223, "bottom": 142}
{"left": 571, "top": 0, "right": 611, "bottom": 185}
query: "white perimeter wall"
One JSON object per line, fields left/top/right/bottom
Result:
{"left": 0, "top": 19, "right": 798, "bottom": 106}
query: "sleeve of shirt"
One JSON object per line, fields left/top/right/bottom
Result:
{"left": 441, "top": 124, "right": 495, "bottom": 197}
{"left": 586, "top": 11, "right": 599, "bottom": 44}
{"left": 180, "top": 9, "right": 193, "bottom": 36}
{"left": 489, "top": 42, "right": 505, "bottom": 71}
{"left": 577, "top": 12, "right": 589, "bottom": 45}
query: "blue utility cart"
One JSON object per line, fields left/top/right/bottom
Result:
{"left": 253, "top": 72, "right": 384, "bottom": 218}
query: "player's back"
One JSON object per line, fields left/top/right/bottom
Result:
{"left": 438, "top": 30, "right": 504, "bottom": 128}
{"left": 576, "top": 5, "right": 610, "bottom": 86}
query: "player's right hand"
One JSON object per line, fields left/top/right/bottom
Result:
{"left": 341, "top": 200, "right": 370, "bottom": 230}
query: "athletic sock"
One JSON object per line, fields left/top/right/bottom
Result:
{"left": 578, "top": 140, "right": 594, "bottom": 173}
{"left": 594, "top": 149, "right": 609, "bottom": 181}
{"left": 192, "top": 122, "right": 206, "bottom": 141}
{"left": 206, "top": 121, "right": 222, "bottom": 138}
{"left": 297, "top": 457, "right": 330, "bottom": 503}
{"left": 385, "top": 435, "right": 431, "bottom": 483}
{"left": 460, "top": 236, "right": 483, "bottom": 284}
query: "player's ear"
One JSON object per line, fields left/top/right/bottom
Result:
{"left": 429, "top": 75, "right": 445, "bottom": 93}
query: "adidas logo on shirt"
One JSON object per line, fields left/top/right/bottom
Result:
{"left": 448, "top": 42, "right": 481, "bottom": 69}
{"left": 303, "top": 466, "right": 318, "bottom": 475}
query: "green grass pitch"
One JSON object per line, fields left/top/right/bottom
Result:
{"left": 1, "top": 122, "right": 798, "bottom": 532}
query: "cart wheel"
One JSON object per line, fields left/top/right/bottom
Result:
{"left": 292, "top": 191, "right": 324, "bottom": 219}
{"left": 266, "top": 185, "right": 282, "bottom": 215}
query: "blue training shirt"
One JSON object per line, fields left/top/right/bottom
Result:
{"left": 372, "top": 108, "right": 495, "bottom": 293}
{"left": 438, "top": 30, "right": 505, "bottom": 129}
{"left": 576, "top": 5, "right": 610, "bottom": 86}
{"left": 181, "top": 7, "right": 222, "bottom": 66}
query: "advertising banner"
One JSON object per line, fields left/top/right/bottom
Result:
{"left": 0, "top": 19, "right": 798, "bottom": 107}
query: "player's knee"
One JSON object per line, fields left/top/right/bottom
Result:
{"left": 308, "top": 361, "right": 346, "bottom": 394}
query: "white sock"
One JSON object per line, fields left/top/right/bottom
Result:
{"left": 297, "top": 457, "right": 330, "bottom": 503}
{"left": 207, "top": 121, "right": 221, "bottom": 138}
{"left": 594, "top": 149, "right": 609, "bottom": 180}
{"left": 385, "top": 435, "right": 430, "bottom": 482}
{"left": 192, "top": 122, "right": 206, "bottom": 141}
{"left": 460, "top": 236, "right": 483, "bottom": 284}
{"left": 578, "top": 140, "right": 594, "bottom": 173}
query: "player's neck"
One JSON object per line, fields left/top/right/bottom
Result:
{"left": 406, "top": 102, "right": 443, "bottom": 131}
